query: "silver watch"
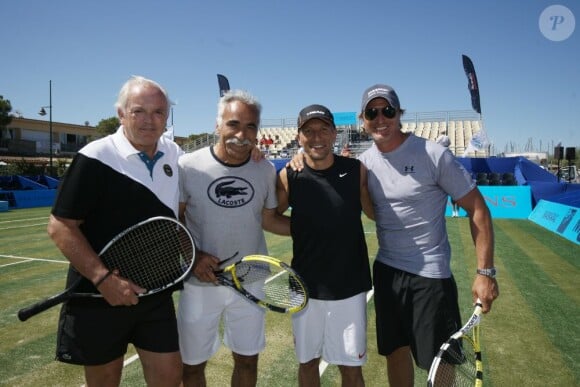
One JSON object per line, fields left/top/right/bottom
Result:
{"left": 476, "top": 267, "right": 497, "bottom": 279}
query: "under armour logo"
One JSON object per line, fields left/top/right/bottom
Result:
{"left": 404, "top": 165, "right": 415, "bottom": 173}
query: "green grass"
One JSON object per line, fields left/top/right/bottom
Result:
{"left": 0, "top": 208, "right": 579, "bottom": 386}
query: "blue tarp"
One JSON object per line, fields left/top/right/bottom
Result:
{"left": 452, "top": 157, "right": 579, "bottom": 208}
{"left": 273, "top": 156, "right": 580, "bottom": 209}
{"left": 0, "top": 175, "right": 60, "bottom": 208}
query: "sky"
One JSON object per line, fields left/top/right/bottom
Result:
{"left": 2, "top": 0, "right": 579, "bottom": 155}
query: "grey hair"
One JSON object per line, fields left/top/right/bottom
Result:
{"left": 115, "top": 75, "right": 171, "bottom": 111}
{"left": 216, "top": 89, "right": 262, "bottom": 126}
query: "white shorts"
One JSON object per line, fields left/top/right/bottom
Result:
{"left": 177, "top": 281, "right": 266, "bottom": 365}
{"left": 292, "top": 292, "right": 368, "bottom": 366}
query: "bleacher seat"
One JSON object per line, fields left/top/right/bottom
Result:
{"left": 255, "top": 116, "right": 485, "bottom": 159}
{"left": 429, "top": 129, "right": 438, "bottom": 141}
{"left": 501, "top": 172, "right": 517, "bottom": 185}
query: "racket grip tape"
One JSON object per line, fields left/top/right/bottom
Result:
{"left": 18, "top": 291, "right": 70, "bottom": 322}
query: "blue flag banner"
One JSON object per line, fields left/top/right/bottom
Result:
{"left": 462, "top": 55, "right": 481, "bottom": 114}
{"left": 217, "top": 74, "right": 230, "bottom": 97}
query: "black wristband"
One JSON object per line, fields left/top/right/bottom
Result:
{"left": 94, "top": 270, "right": 113, "bottom": 288}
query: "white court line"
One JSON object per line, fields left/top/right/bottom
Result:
{"left": 0, "top": 216, "right": 48, "bottom": 224}
{"left": 0, "top": 222, "right": 48, "bottom": 231}
{"left": 318, "top": 288, "right": 375, "bottom": 376}
{"left": 123, "top": 354, "right": 140, "bottom": 366}
{"left": 0, "top": 254, "right": 67, "bottom": 268}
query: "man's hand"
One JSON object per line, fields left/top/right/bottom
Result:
{"left": 192, "top": 251, "right": 221, "bottom": 283}
{"left": 250, "top": 145, "right": 265, "bottom": 162}
{"left": 97, "top": 269, "right": 146, "bottom": 306}
{"left": 287, "top": 153, "right": 304, "bottom": 171}
{"left": 472, "top": 275, "right": 499, "bottom": 313}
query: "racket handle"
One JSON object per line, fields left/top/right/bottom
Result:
{"left": 18, "top": 292, "right": 70, "bottom": 322}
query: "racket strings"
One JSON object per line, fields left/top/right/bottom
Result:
{"left": 434, "top": 337, "right": 478, "bottom": 386}
{"left": 100, "top": 219, "right": 194, "bottom": 290}
{"left": 234, "top": 262, "right": 306, "bottom": 309}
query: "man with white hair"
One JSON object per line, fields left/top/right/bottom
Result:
{"left": 177, "top": 89, "right": 290, "bottom": 387}
{"left": 48, "top": 75, "right": 183, "bottom": 386}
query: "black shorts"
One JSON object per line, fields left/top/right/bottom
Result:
{"left": 373, "top": 262, "right": 461, "bottom": 370}
{"left": 56, "top": 292, "right": 179, "bottom": 365}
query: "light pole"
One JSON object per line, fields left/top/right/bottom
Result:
{"left": 38, "top": 80, "right": 53, "bottom": 176}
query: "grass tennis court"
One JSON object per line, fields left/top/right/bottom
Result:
{"left": 1, "top": 207, "right": 579, "bottom": 386}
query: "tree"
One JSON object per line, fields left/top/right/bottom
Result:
{"left": 94, "top": 116, "right": 120, "bottom": 138}
{"left": 0, "top": 95, "right": 13, "bottom": 131}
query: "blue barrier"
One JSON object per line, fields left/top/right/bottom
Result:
{"left": 0, "top": 174, "right": 60, "bottom": 209}
{"left": 1, "top": 190, "right": 57, "bottom": 209}
{"left": 446, "top": 186, "right": 532, "bottom": 219}
{"left": 528, "top": 200, "right": 580, "bottom": 245}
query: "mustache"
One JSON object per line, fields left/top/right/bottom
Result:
{"left": 225, "top": 138, "right": 253, "bottom": 146}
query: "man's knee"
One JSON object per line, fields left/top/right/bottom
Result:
{"left": 232, "top": 353, "right": 258, "bottom": 369}
{"left": 299, "top": 358, "right": 320, "bottom": 370}
{"left": 183, "top": 362, "right": 206, "bottom": 378}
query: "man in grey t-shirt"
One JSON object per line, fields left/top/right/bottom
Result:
{"left": 358, "top": 84, "right": 499, "bottom": 386}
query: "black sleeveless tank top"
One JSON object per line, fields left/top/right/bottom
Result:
{"left": 287, "top": 155, "right": 372, "bottom": 300}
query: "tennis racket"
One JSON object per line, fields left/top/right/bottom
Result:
{"left": 18, "top": 216, "right": 195, "bottom": 322}
{"left": 216, "top": 254, "right": 308, "bottom": 314}
{"left": 427, "top": 299, "right": 483, "bottom": 387}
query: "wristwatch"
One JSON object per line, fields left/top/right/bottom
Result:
{"left": 476, "top": 267, "right": 497, "bottom": 279}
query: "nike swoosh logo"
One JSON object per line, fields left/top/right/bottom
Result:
{"left": 358, "top": 351, "right": 366, "bottom": 359}
{"left": 339, "top": 173, "right": 347, "bottom": 177}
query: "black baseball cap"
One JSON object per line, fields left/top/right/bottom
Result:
{"left": 297, "top": 104, "right": 335, "bottom": 129}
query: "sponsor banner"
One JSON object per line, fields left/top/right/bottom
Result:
{"left": 217, "top": 74, "right": 230, "bottom": 97}
{"left": 332, "top": 112, "right": 357, "bottom": 126}
{"left": 446, "top": 186, "right": 532, "bottom": 219}
{"left": 528, "top": 199, "right": 580, "bottom": 245}
{"left": 462, "top": 54, "right": 482, "bottom": 114}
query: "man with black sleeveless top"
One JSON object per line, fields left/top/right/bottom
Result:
{"left": 277, "top": 104, "right": 374, "bottom": 387}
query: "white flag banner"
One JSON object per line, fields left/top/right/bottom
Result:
{"left": 463, "top": 129, "right": 489, "bottom": 157}
{"left": 163, "top": 126, "right": 174, "bottom": 141}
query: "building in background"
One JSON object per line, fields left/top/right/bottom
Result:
{"left": 1, "top": 117, "right": 188, "bottom": 160}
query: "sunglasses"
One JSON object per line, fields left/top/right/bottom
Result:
{"left": 364, "top": 106, "right": 397, "bottom": 120}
